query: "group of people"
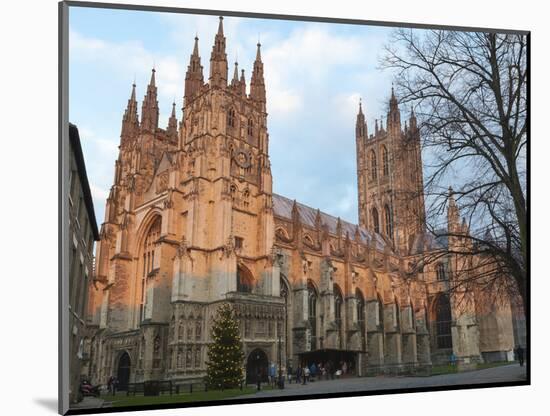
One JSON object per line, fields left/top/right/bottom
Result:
{"left": 289, "top": 360, "right": 354, "bottom": 384}
{"left": 259, "top": 360, "right": 354, "bottom": 390}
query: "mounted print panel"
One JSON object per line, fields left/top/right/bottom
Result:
{"left": 59, "top": 1, "right": 529, "bottom": 414}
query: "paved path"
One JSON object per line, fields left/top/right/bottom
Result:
{"left": 70, "top": 396, "right": 106, "bottom": 409}
{"left": 235, "top": 364, "right": 527, "bottom": 399}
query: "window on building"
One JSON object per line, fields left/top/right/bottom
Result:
{"left": 195, "top": 320, "right": 202, "bottom": 341}
{"left": 235, "top": 236, "right": 243, "bottom": 250}
{"left": 334, "top": 284, "right": 344, "bottom": 349}
{"left": 382, "top": 145, "right": 389, "bottom": 176}
{"left": 435, "top": 294, "right": 453, "bottom": 349}
{"left": 370, "top": 150, "right": 378, "bottom": 180}
{"left": 384, "top": 204, "right": 393, "bottom": 238}
{"left": 372, "top": 207, "right": 380, "bottom": 234}
{"left": 227, "top": 108, "right": 236, "bottom": 128}
{"left": 237, "top": 265, "right": 253, "bottom": 293}
{"left": 140, "top": 216, "right": 161, "bottom": 321}
{"left": 308, "top": 281, "right": 318, "bottom": 350}
{"left": 356, "top": 288, "right": 366, "bottom": 350}
{"left": 436, "top": 263, "right": 447, "bottom": 281}
{"left": 247, "top": 118, "right": 254, "bottom": 136}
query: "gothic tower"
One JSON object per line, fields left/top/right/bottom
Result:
{"left": 172, "top": 16, "right": 277, "bottom": 306}
{"left": 355, "top": 88, "right": 425, "bottom": 254}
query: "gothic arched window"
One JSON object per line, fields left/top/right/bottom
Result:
{"left": 227, "top": 108, "right": 236, "bottom": 128}
{"left": 370, "top": 150, "right": 378, "bottom": 180}
{"left": 307, "top": 281, "right": 318, "bottom": 350}
{"left": 436, "top": 263, "right": 447, "bottom": 281}
{"left": 372, "top": 207, "right": 380, "bottom": 234}
{"left": 382, "top": 145, "right": 389, "bottom": 176}
{"left": 247, "top": 118, "right": 254, "bottom": 136}
{"left": 384, "top": 204, "right": 393, "bottom": 237}
{"left": 140, "top": 216, "right": 161, "bottom": 321}
{"left": 334, "top": 284, "right": 344, "bottom": 348}
{"left": 237, "top": 265, "right": 253, "bottom": 293}
{"left": 356, "top": 288, "right": 366, "bottom": 349}
{"left": 394, "top": 298, "right": 401, "bottom": 330}
{"left": 435, "top": 294, "right": 453, "bottom": 349}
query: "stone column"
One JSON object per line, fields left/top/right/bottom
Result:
{"left": 400, "top": 305, "right": 418, "bottom": 374}
{"left": 384, "top": 304, "right": 402, "bottom": 374}
{"left": 366, "top": 300, "right": 384, "bottom": 375}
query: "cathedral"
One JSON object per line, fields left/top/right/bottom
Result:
{"left": 83, "top": 17, "right": 521, "bottom": 388}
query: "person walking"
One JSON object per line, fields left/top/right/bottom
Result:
{"left": 296, "top": 365, "right": 302, "bottom": 385}
{"left": 310, "top": 362, "right": 317, "bottom": 381}
{"left": 256, "top": 368, "right": 262, "bottom": 391}
{"left": 302, "top": 363, "right": 309, "bottom": 385}
{"left": 268, "top": 362, "right": 276, "bottom": 387}
{"left": 287, "top": 364, "right": 293, "bottom": 384}
{"left": 516, "top": 345, "right": 525, "bottom": 367}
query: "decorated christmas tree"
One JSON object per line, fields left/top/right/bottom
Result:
{"left": 205, "top": 303, "right": 245, "bottom": 389}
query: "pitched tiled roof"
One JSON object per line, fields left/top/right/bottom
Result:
{"left": 272, "top": 193, "right": 388, "bottom": 251}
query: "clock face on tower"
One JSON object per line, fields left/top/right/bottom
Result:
{"left": 234, "top": 150, "right": 251, "bottom": 168}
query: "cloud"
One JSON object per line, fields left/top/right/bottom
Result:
{"left": 70, "top": 29, "right": 185, "bottom": 102}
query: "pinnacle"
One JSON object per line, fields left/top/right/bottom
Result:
{"left": 217, "top": 16, "right": 224, "bottom": 35}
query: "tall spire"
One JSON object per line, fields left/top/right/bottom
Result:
{"left": 141, "top": 68, "right": 159, "bottom": 132}
{"left": 167, "top": 101, "right": 178, "bottom": 141}
{"left": 356, "top": 98, "right": 367, "bottom": 138}
{"left": 209, "top": 16, "right": 228, "bottom": 88}
{"left": 250, "top": 42, "right": 266, "bottom": 106}
{"left": 120, "top": 82, "right": 140, "bottom": 144}
{"left": 447, "top": 186, "right": 460, "bottom": 233}
{"left": 387, "top": 84, "right": 401, "bottom": 131}
{"left": 409, "top": 105, "right": 417, "bottom": 131}
{"left": 184, "top": 35, "right": 204, "bottom": 104}
{"left": 231, "top": 61, "right": 239, "bottom": 85}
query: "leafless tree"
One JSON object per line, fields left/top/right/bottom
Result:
{"left": 382, "top": 29, "right": 527, "bottom": 308}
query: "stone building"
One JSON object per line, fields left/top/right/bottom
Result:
{"left": 83, "top": 17, "right": 522, "bottom": 388}
{"left": 68, "top": 124, "right": 100, "bottom": 402}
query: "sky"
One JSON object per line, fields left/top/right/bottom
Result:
{"left": 69, "top": 6, "right": 402, "bottom": 225}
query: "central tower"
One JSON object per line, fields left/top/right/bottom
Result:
{"left": 355, "top": 90, "right": 425, "bottom": 254}
{"left": 173, "top": 16, "right": 277, "bottom": 302}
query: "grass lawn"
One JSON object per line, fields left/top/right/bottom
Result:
{"left": 101, "top": 387, "right": 256, "bottom": 407}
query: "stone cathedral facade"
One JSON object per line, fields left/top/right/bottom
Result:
{"left": 83, "top": 17, "right": 520, "bottom": 388}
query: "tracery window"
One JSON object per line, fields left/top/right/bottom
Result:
{"left": 436, "top": 263, "right": 447, "bottom": 281}
{"left": 334, "top": 284, "right": 344, "bottom": 349}
{"left": 247, "top": 118, "right": 254, "bottom": 136}
{"left": 435, "top": 295, "right": 453, "bottom": 349}
{"left": 370, "top": 150, "right": 378, "bottom": 180}
{"left": 382, "top": 145, "right": 389, "bottom": 176}
{"left": 384, "top": 204, "right": 393, "bottom": 238}
{"left": 140, "top": 217, "right": 161, "bottom": 321}
{"left": 308, "top": 281, "right": 318, "bottom": 350}
{"left": 356, "top": 288, "right": 366, "bottom": 350}
{"left": 195, "top": 320, "right": 202, "bottom": 341}
{"left": 372, "top": 207, "right": 380, "bottom": 234}
{"left": 227, "top": 108, "right": 236, "bottom": 128}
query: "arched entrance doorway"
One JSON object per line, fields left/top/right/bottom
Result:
{"left": 117, "top": 352, "right": 131, "bottom": 391}
{"left": 246, "top": 348, "right": 268, "bottom": 384}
